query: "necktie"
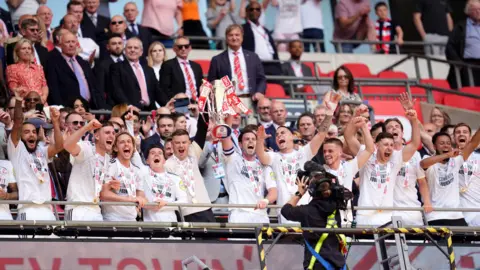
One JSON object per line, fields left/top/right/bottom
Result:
{"left": 233, "top": 52, "right": 245, "bottom": 90}
{"left": 234, "top": 129, "right": 240, "bottom": 137}
{"left": 133, "top": 62, "right": 150, "bottom": 106}
{"left": 90, "top": 14, "right": 97, "bottom": 27}
{"left": 115, "top": 57, "right": 120, "bottom": 63}
{"left": 69, "top": 58, "right": 90, "bottom": 101}
{"left": 130, "top": 23, "right": 138, "bottom": 36}
{"left": 182, "top": 61, "right": 197, "bottom": 101}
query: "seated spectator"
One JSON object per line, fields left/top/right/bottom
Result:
{"left": 300, "top": 0, "right": 325, "bottom": 52}
{"left": 206, "top": 0, "right": 241, "bottom": 50}
{"left": 429, "top": 106, "right": 451, "bottom": 132}
{"left": 67, "top": 1, "right": 94, "bottom": 40}
{"left": 82, "top": 0, "right": 110, "bottom": 43}
{"left": 6, "top": 38, "right": 48, "bottom": 103}
{"left": 61, "top": 14, "right": 100, "bottom": 63}
{"left": 324, "top": 66, "right": 362, "bottom": 103}
{"left": 147, "top": 41, "right": 167, "bottom": 81}
{"left": 242, "top": 1, "right": 283, "bottom": 77}
{"left": 141, "top": 0, "right": 183, "bottom": 48}
{"left": 108, "top": 15, "right": 127, "bottom": 46}
{"left": 263, "top": 0, "right": 302, "bottom": 52}
{"left": 281, "top": 40, "right": 314, "bottom": 94}
{"left": 333, "top": 0, "right": 375, "bottom": 53}
{"left": 413, "top": 0, "right": 453, "bottom": 56}
{"left": 6, "top": 18, "right": 48, "bottom": 66}
{"left": 159, "top": 36, "right": 203, "bottom": 104}
{"left": 374, "top": 2, "right": 403, "bottom": 54}
{"left": 181, "top": 0, "right": 209, "bottom": 49}
{"left": 123, "top": 3, "right": 151, "bottom": 58}
{"left": 23, "top": 90, "right": 43, "bottom": 117}
{"left": 446, "top": 0, "right": 480, "bottom": 88}
{"left": 45, "top": 30, "right": 105, "bottom": 109}
{"left": 6, "top": 0, "right": 41, "bottom": 29}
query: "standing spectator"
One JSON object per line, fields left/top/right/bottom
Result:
{"left": 6, "top": 39, "right": 48, "bottom": 103}
{"left": 67, "top": 1, "right": 94, "bottom": 40}
{"left": 413, "top": 0, "right": 453, "bottom": 56}
{"left": 374, "top": 2, "right": 403, "bottom": 54}
{"left": 281, "top": 40, "right": 314, "bottom": 93}
{"left": 206, "top": 0, "right": 241, "bottom": 50}
{"left": 141, "top": 0, "right": 183, "bottom": 48}
{"left": 6, "top": 18, "right": 48, "bottom": 66}
{"left": 263, "top": 0, "right": 302, "bottom": 52}
{"left": 242, "top": 1, "right": 283, "bottom": 77}
{"left": 207, "top": 24, "right": 266, "bottom": 113}
{"left": 108, "top": 15, "right": 127, "bottom": 45}
{"left": 94, "top": 33, "right": 124, "bottom": 107}
{"left": 140, "top": 115, "right": 174, "bottom": 157}
{"left": 45, "top": 31, "right": 105, "bottom": 108}
{"left": 98, "top": 0, "right": 116, "bottom": 18}
{"left": 6, "top": 0, "right": 44, "bottom": 29}
{"left": 324, "top": 66, "right": 362, "bottom": 103}
{"left": 333, "top": 0, "right": 376, "bottom": 53}
{"left": 313, "top": 104, "right": 326, "bottom": 129}
{"left": 257, "top": 97, "right": 272, "bottom": 128}
{"left": 297, "top": 112, "right": 316, "bottom": 143}
{"left": 109, "top": 37, "right": 160, "bottom": 110}
{"left": 159, "top": 37, "right": 202, "bottom": 105}
{"left": 265, "top": 100, "right": 289, "bottom": 152}
{"left": 147, "top": 41, "right": 166, "bottom": 81}
{"left": 300, "top": 0, "right": 325, "bottom": 52}
{"left": 429, "top": 106, "right": 451, "bottom": 132}
{"left": 82, "top": 0, "right": 110, "bottom": 44}
{"left": 181, "top": 0, "right": 209, "bottom": 49}
{"left": 446, "top": 0, "right": 480, "bottom": 89}
{"left": 36, "top": 5, "right": 52, "bottom": 41}
{"left": 61, "top": 14, "right": 100, "bottom": 62}
{"left": 124, "top": 2, "right": 151, "bottom": 57}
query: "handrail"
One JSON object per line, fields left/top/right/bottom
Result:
{"left": 331, "top": 40, "right": 447, "bottom": 46}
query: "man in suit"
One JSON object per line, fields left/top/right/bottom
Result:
{"left": 281, "top": 40, "right": 314, "bottom": 92}
{"left": 124, "top": 2, "right": 151, "bottom": 57}
{"left": 82, "top": 0, "right": 111, "bottom": 44}
{"left": 6, "top": 18, "right": 48, "bottom": 66}
{"left": 265, "top": 100, "right": 290, "bottom": 151}
{"left": 159, "top": 36, "right": 203, "bottom": 105}
{"left": 94, "top": 33, "right": 124, "bottom": 107}
{"left": 242, "top": 1, "right": 282, "bottom": 77}
{"left": 67, "top": 1, "right": 95, "bottom": 40}
{"left": 140, "top": 114, "right": 175, "bottom": 158}
{"left": 207, "top": 24, "right": 266, "bottom": 107}
{"left": 45, "top": 31, "right": 106, "bottom": 109}
{"left": 109, "top": 37, "right": 160, "bottom": 110}
{"left": 61, "top": 14, "right": 100, "bottom": 63}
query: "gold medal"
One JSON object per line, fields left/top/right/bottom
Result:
{"left": 192, "top": 198, "right": 198, "bottom": 204}
{"left": 378, "top": 210, "right": 383, "bottom": 213}
{"left": 40, "top": 179, "right": 44, "bottom": 184}
{"left": 93, "top": 197, "right": 99, "bottom": 203}
{"left": 460, "top": 187, "right": 468, "bottom": 193}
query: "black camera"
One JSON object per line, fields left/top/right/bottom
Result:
{"left": 297, "top": 161, "right": 353, "bottom": 210}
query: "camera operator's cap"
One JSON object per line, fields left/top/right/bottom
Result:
{"left": 311, "top": 171, "right": 336, "bottom": 185}
{"left": 25, "top": 118, "right": 53, "bottom": 130}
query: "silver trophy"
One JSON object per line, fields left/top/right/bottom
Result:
{"left": 209, "top": 79, "right": 233, "bottom": 139}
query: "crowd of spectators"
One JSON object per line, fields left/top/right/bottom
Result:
{"left": 0, "top": 1, "right": 476, "bottom": 245}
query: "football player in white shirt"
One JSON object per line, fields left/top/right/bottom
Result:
{"left": 420, "top": 128, "right": 480, "bottom": 226}
{"left": 220, "top": 125, "right": 278, "bottom": 223}
{"left": 383, "top": 117, "right": 433, "bottom": 226}
{"left": 140, "top": 145, "right": 188, "bottom": 222}
{"left": 8, "top": 89, "right": 64, "bottom": 221}
{"left": 256, "top": 92, "right": 341, "bottom": 223}
{"left": 345, "top": 104, "right": 421, "bottom": 226}
{"left": 63, "top": 119, "right": 116, "bottom": 221}
{"left": 454, "top": 123, "right": 480, "bottom": 225}
{"left": 100, "top": 132, "right": 147, "bottom": 221}
{"left": 0, "top": 160, "right": 18, "bottom": 220}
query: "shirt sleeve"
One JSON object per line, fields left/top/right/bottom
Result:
{"left": 266, "top": 151, "right": 276, "bottom": 166}
{"left": 414, "top": 0, "right": 424, "bottom": 13}
{"left": 302, "top": 144, "right": 314, "bottom": 161}
{"left": 335, "top": 1, "right": 348, "bottom": 19}
{"left": 446, "top": 0, "right": 452, "bottom": 13}
{"left": 5, "top": 161, "right": 15, "bottom": 184}
{"left": 414, "top": 153, "right": 426, "bottom": 179}
{"left": 74, "top": 141, "right": 91, "bottom": 163}
{"left": 263, "top": 165, "right": 277, "bottom": 190}
{"left": 281, "top": 203, "right": 308, "bottom": 223}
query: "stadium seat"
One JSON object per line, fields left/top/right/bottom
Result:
{"left": 342, "top": 63, "right": 374, "bottom": 78}
{"left": 196, "top": 60, "right": 211, "bottom": 75}
{"left": 443, "top": 94, "right": 480, "bottom": 112}
{"left": 459, "top": 86, "right": 480, "bottom": 95}
{"left": 418, "top": 79, "right": 452, "bottom": 104}
{"left": 361, "top": 86, "right": 404, "bottom": 100}
{"left": 377, "top": 70, "right": 408, "bottom": 79}
{"left": 303, "top": 85, "right": 317, "bottom": 100}
{"left": 266, "top": 83, "right": 289, "bottom": 98}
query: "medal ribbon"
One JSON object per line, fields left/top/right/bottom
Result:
{"left": 27, "top": 150, "right": 48, "bottom": 184}
{"left": 116, "top": 161, "right": 136, "bottom": 197}
{"left": 280, "top": 151, "right": 301, "bottom": 193}
{"left": 149, "top": 169, "right": 173, "bottom": 200}
{"left": 243, "top": 157, "right": 263, "bottom": 197}
{"left": 174, "top": 156, "right": 196, "bottom": 198}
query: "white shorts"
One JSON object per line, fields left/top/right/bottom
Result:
{"left": 392, "top": 211, "right": 425, "bottom": 226}
{"left": 65, "top": 206, "right": 103, "bottom": 221}
{"left": 0, "top": 211, "right": 13, "bottom": 220}
{"left": 17, "top": 206, "right": 55, "bottom": 221}
{"left": 229, "top": 210, "right": 269, "bottom": 224}
{"left": 144, "top": 210, "right": 177, "bottom": 222}
{"left": 464, "top": 212, "right": 480, "bottom": 226}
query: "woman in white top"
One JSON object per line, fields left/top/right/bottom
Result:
{"left": 147, "top": 41, "right": 167, "bottom": 81}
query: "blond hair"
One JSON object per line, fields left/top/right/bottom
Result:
{"left": 13, "top": 38, "right": 34, "bottom": 63}
{"left": 147, "top": 41, "right": 167, "bottom": 67}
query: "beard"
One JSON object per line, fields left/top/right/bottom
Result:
{"left": 21, "top": 139, "right": 38, "bottom": 153}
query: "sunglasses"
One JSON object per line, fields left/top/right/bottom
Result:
{"left": 248, "top": 7, "right": 261, "bottom": 11}
{"left": 70, "top": 121, "right": 85, "bottom": 126}
{"left": 111, "top": 21, "right": 124, "bottom": 25}
{"left": 337, "top": 75, "right": 349, "bottom": 80}
{"left": 28, "top": 28, "right": 39, "bottom": 32}
{"left": 25, "top": 98, "right": 40, "bottom": 103}
{"left": 176, "top": 44, "right": 190, "bottom": 50}
{"left": 7, "top": 107, "right": 14, "bottom": 110}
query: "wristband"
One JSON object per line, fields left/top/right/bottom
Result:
{"left": 261, "top": 198, "right": 269, "bottom": 204}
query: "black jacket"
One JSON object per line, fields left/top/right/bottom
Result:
{"left": 159, "top": 57, "right": 203, "bottom": 105}
{"left": 446, "top": 20, "right": 467, "bottom": 89}
{"left": 125, "top": 23, "right": 152, "bottom": 57}
{"left": 281, "top": 199, "right": 345, "bottom": 270}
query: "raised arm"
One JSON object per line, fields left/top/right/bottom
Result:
{"left": 398, "top": 93, "right": 421, "bottom": 162}
{"left": 420, "top": 150, "right": 458, "bottom": 170}
{"left": 344, "top": 104, "right": 369, "bottom": 155}
{"left": 355, "top": 117, "right": 375, "bottom": 168}
{"left": 256, "top": 125, "right": 272, "bottom": 166}
{"left": 310, "top": 92, "right": 341, "bottom": 155}
{"left": 47, "top": 107, "right": 65, "bottom": 159}
{"left": 462, "top": 128, "right": 480, "bottom": 161}
{"left": 10, "top": 88, "right": 27, "bottom": 147}
{"left": 64, "top": 120, "right": 102, "bottom": 157}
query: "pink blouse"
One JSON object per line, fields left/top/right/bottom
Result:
{"left": 141, "top": 0, "right": 183, "bottom": 36}
{"left": 6, "top": 62, "right": 47, "bottom": 96}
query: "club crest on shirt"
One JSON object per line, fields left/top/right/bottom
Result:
{"left": 240, "top": 165, "right": 261, "bottom": 182}
{"left": 117, "top": 181, "right": 128, "bottom": 195}
{"left": 179, "top": 179, "right": 187, "bottom": 191}
{"left": 269, "top": 171, "right": 276, "bottom": 181}
{"left": 459, "top": 163, "right": 474, "bottom": 176}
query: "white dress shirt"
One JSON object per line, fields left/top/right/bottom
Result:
{"left": 129, "top": 22, "right": 139, "bottom": 34}
{"left": 291, "top": 61, "right": 304, "bottom": 88}
{"left": 227, "top": 47, "right": 249, "bottom": 95}
{"left": 152, "top": 63, "right": 161, "bottom": 81}
{"left": 77, "top": 28, "right": 83, "bottom": 38}
{"left": 33, "top": 47, "right": 41, "bottom": 65}
{"left": 78, "top": 37, "right": 100, "bottom": 61}
{"left": 249, "top": 21, "right": 274, "bottom": 61}
{"left": 110, "top": 55, "right": 124, "bottom": 63}
{"left": 177, "top": 57, "right": 196, "bottom": 99}
{"left": 87, "top": 12, "right": 98, "bottom": 26}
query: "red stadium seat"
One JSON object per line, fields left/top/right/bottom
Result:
{"left": 418, "top": 79, "right": 452, "bottom": 104}
{"left": 266, "top": 83, "right": 289, "bottom": 98}
{"left": 303, "top": 85, "right": 317, "bottom": 100}
{"left": 377, "top": 70, "right": 408, "bottom": 79}
{"left": 196, "top": 60, "right": 211, "bottom": 75}
{"left": 443, "top": 94, "right": 480, "bottom": 112}
{"left": 361, "top": 86, "right": 404, "bottom": 100}
{"left": 460, "top": 86, "right": 480, "bottom": 95}
{"left": 342, "top": 63, "right": 374, "bottom": 78}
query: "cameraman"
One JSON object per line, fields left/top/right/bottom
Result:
{"left": 281, "top": 174, "right": 347, "bottom": 270}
